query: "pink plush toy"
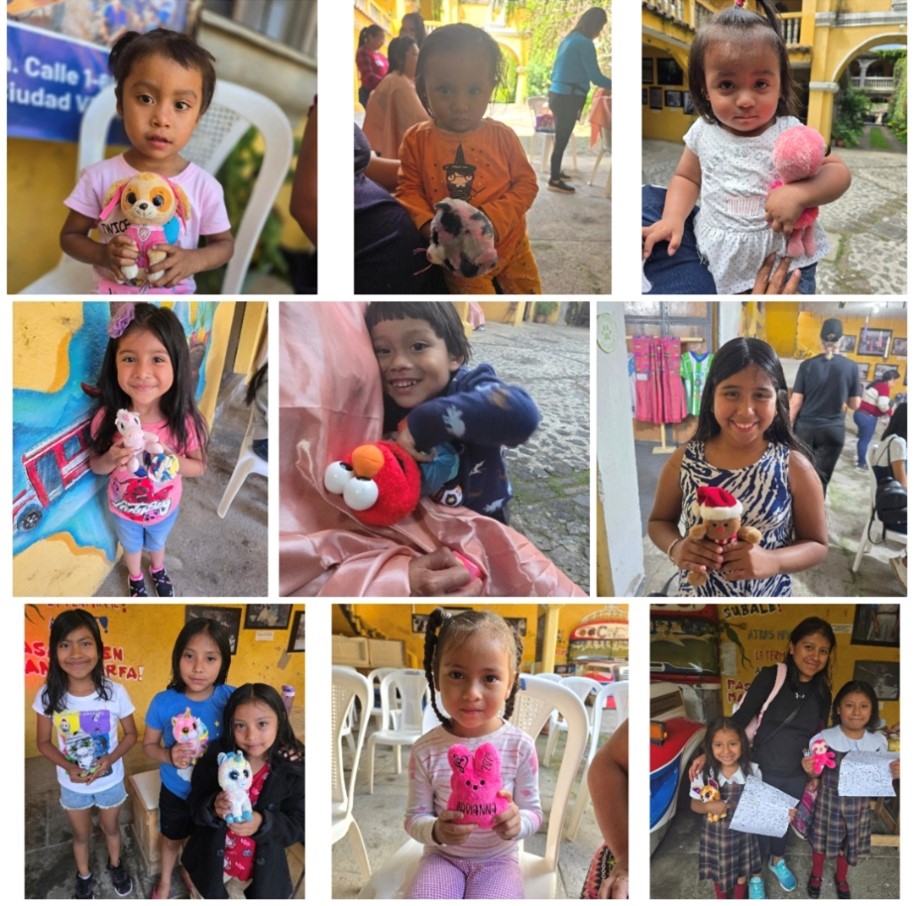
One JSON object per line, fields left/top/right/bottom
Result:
{"left": 770, "top": 125, "right": 826, "bottom": 257}
{"left": 426, "top": 198, "right": 498, "bottom": 279}
{"left": 115, "top": 408, "right": 165, "bottom": 474}
{"left": 446, "top": 742, "right": 509, "bottom": 828}
{"left": 809, "top": 737, "right": 836, "bottom": 775}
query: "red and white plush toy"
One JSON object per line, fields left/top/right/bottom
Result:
{"left": 769, "top": 125, "right": 826, "bottom": 257}
{"left": 686, "top": 486, "right": 762, "bottom": 587}
{"left": 447, "top": 742, "right": 510, "bottom": 828}
{"left": 426, "top": 198, "right": 498, "bottom": 279}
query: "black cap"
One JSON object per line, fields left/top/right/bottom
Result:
{"left": 821, "top": 318, "right": 843, "bottom": 342}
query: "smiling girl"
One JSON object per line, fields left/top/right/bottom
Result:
{"left": 649, "top": 337, "right": 827, "bottom": 597}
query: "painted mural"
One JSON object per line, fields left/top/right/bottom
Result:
{"left": 13, "top": 301, "right": 217, "bottom": 559}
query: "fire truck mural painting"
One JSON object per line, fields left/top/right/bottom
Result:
{"left": 13, "top": 301, "right": 215, "bottom": 560}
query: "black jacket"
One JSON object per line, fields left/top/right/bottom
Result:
{"left": 181, "top": 742, "right": 305, "bottom": 899}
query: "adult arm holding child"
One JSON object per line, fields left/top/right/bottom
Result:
{"left": 641, "top": 148, "right": 701, "bottom": 259}
{"left": 588, "top": 719, "right": 629, "bottom": 899}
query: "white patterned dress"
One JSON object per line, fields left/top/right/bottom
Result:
{"left": 684, "top": 116, "right": 829, "bottom": 294}
{"left": 677, "top": 440, "right": 794, "bottom": 597}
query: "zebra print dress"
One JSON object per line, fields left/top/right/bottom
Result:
{"left": 678, "top": 441, "right": 794, "bottom": 597}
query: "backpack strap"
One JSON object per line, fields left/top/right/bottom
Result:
{"left": 756, "top": 662, "right": 787, "bottom": 728}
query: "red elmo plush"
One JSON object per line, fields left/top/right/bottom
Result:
{"left": 324, "top": 441, "right": 421, "bottom": 526}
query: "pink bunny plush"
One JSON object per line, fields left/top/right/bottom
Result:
{"left": 446, "top": 742, "right": 509, "bottom": 828}
{"left": 426, "top": 198, "right": 498, "bottom": 279}
{"left": 769, "top": 125, "right": 826, "bottom": 257}
{"left": 115, "top": 408, "right": 165, "bottom": 474}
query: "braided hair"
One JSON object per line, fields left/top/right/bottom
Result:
{"left": 423, "top": 608, "right": 523, "bottom": 731}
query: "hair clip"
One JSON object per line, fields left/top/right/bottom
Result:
{"left": 108, "top": 303, "right": 136, "bottom": 339}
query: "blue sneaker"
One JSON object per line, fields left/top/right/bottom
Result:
{"left": 748, "top": 876, "right": 766, "bottom": 899}
{"left": 769, "top": 858, "right": 797, "bottom": 892}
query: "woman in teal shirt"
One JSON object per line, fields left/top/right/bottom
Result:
{"left": 547, "top": 7, "right": 612, "bottom": 193}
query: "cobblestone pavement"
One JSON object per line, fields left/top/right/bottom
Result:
{"left": 642, "top": 129, "right": 906, "bottom": 295}
{"left": 469, "top": 315, "right": 591, "bottom": 592}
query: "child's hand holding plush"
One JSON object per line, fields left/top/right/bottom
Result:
{"left": 446, "top": 743, "right": 510, "bottom": 828}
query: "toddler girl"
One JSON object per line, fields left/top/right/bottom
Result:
{"left": 142, "top": 618, "right": 234, "bottom": 899}
{"left": 690, "top": 717, "right": 762, "bottom": 899}
{"left": 356, "top": 25, "right": 389, "bottom": 110}
{"left": 182, "top": 684, "right": 305, "bottom": 898}
{"left": 802, "top": 681, "right": 900, "bottom": 898}
{"left": 648, "top": 336, "right": 827, "bottom": 596}
{"left": 33, "top": 608, "right": 137, "bottom": 899}
{"left": 396, "top": 24, "right": 541, "bottom": 294}
{"left": 61, "top": 28, "right": 233, "bottom": 293}
{"left": 366, "top": 301, "right": 540, "bottom": 524}
{"left": 89, "top": 302, "right": 208, "bottom": 597}
{"left": 405, "top": 608, "right": 541, "bottom": 899}
{"left": 641, "top": 0, "right": 851, "bottom": 294}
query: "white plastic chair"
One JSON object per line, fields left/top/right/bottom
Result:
{"left": 217, "top": 407, "right": 268, "bottom": 518}
{"left": 366, "top": 667, "right": 401, "bottom": 731}
{"left": 358, "top": 675, "right": 588, "bottom": 898}
{"left": 20, "top": 80, "right": 293, "bottom": 295}
{"left": 566, "top": 680, "right": 629, "bottom": 841}
{"left": 332, "top": 667, "right": 373, "bottom": 884}
{"left": 544, "top": 676, "right": 599, "bottom": 767}
{"left": 366, "top": 669, "right": 429, "bottom": 794}
{"left": 526, "top": 95, "right": 577, "bottom": 174}
{"left": 851, "top": 444, "right": 906, "bottom": 574}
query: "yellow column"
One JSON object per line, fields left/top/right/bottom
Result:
{"left": 541, "top": 605, "right": 561, "bottom": 673}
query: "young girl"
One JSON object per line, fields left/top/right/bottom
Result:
{"left": 396, "top": 24, "right": 542, "bottom": 294}
{"left": 405, "top": 608, "right": 542, "bottom": 899}
{"left": 33, "top": 609, "right": 138, "bottom": 899}
{"left": 182, "top": 684, "right": 305, "bottom": 898}
{"left": 356, "top": 25, "right": 389, "bottom": 110}
{"left": 641, "top": 0, "right": 851, "bottom": 294}
{"left": 89, "top": 302, "right": 208, "bottom": 597}
{"left": 365, "top": 302, "right": 540, "bottom": 524}
{"left": 143, "top": 618, "right": 234, "bottom": 899}
{"left": 802, "top": 681, "right": 900, "bottom": 899}
{"left": 61, "top": 28, "right": 233, "bottom": 293}
{"left": 648, "top": 336, "right": 827, "bottom": 596}
{"left": 690, "top": 718, "right": 762, "bottom": 899}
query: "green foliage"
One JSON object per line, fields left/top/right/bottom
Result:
{"left": 534, "top": 300, "right": 559, "bottom": 320}
{"left": 494, "top": 48, "right": 518, "bottom": 104}
{"left": 886, "top": 52, "right": 907, "bottom": 144}
{"left": 868, "top": 126, "right": 890, "bottom": 150}
{"left": 831, "top": 82, "right": 871, "bottom": 147}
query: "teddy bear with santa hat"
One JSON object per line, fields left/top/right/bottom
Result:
{"left": 686, "top": 486, "right": 762, "bottom": 587}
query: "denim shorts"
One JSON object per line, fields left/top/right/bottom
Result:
{"left": 112, "top": 507, "right": 179, "bottom": 554}
{"left": 60, "top": 779, "right": 128, "bottom": 811}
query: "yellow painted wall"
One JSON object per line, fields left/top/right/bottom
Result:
{"left": 763, "top": 302, "right": 801, "bottom": 359}
{"left": 715, "top": 602, "right": 899, "bottom": 728}
{"left": 641, "top": 46, "right": 693, "bottom": 143}
{"left": 24, "top": 603, "right": 305, "bottom": 757}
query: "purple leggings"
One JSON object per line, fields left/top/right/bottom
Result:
{"left": 408, "top": 851, "right": 524, "bottom": 899}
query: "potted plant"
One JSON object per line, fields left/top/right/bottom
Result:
{"left": 534, "top": 300, "right": 559, "bottom": 323}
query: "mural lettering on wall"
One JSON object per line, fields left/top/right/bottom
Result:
{"left": 25, "top": 639, "right": 144, "bottom": 682}
{"left": 726, "top": 677, "right": 754, "bottom": 706}
{"left": 720, "top": 604, "right": 782, "bottom": 619}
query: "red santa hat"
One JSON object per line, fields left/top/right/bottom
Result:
{"left": 694, "top": 486, "right": 743, "bottom": 520}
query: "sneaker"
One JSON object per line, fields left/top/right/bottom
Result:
{"left": 806, "top": 875, "right": 822, "bottom": 899}
{"left": 890, "top": 556, "right": 907, "bottom": 590}
{"left": 835, "top": 876, "right": 851, "bottom": 899}
{"left": 768, "top": 858, "right": 797, "bottom": 892}
{"left": 547, "top": 178, "right": 575, "bottom": 193}
{"left": 75, "top": 873, "right": 96, "bottom": 899}
{"left": 855, "top": 463, "right": 869, "bottom": 472}
{"left": 128, "top": 575, "right": 148, "bottom": 597}
{"left": 151, "top": 566, "right": 175, "bottom": 597}
{"left": 107, "top": 861, "right": 133, "bottom": 897}
{"left": 748, "top": 876, "right": 766, "bottom": 899}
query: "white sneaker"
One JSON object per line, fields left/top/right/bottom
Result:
{"left": 890, "top": 557, "right": 907, "bottom": 589}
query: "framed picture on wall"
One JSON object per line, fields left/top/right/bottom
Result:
{"left": 642, "top": 87, "right": 648, "bottom": 105}
{"left": 186, "top": 605, "right": 241, "bottom": 655}
{"left": 683, "top": 90, "right": 694, "bottom": 115}
{"left": 891, "top": 337, "right": 907, "bottom": 356}
{"left": 411, "top": 609, "right": 471, "bottom": 634}
{"left": 287, "top": 610, "right": 305, "bottom": 652}
{"left": 649, "top": 87, "right": 663, "bottom": 111}
{"left": 874, "top": 363, "right": 900, "bottom": 382}
{"left": 856, "top": 362, "right": 870, "bottom": 381}
{"left": 858, "top": 328, "right": 892, "bottom": 356}
{"left": 838, "top": 334, "right": 856, "bottom": 353}
{"left": 656, "top": 57, "right": 684, "bottom": 86}
{"left": 853, "top": 659, "right": 900, "bottom": 700}
{"left": 244, "top": 604, "right": 292, "bottom": 630}
{"left": 851, "top": 604, "right": 900, "bottom": 647}
{"left": 665, "top": 90, "right": 683, "bottom": 108}
{"left": 642, "top": 57, "right": 654, "bottom": 83}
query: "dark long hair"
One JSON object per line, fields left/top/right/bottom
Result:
{"left": 401, "top": 12, "right": 427, "bottom": 48}
{"left": 572, "top": 7, "right": 608, "bottom": 40}
{"left": 358, "top": 25, "right": 384, "bottom": 48}
{"left": 688, "top": 0, "right": 797, "bottom": 126}
{"left": 423, "top": 608, "right": 522, "bottom": 730}
{"left": 882, "top": 402, "right": 907, "bottom": 441}
{"left": 41, "top": 609, "right": 111, "bottom": 715}
{"left": 692, "top": 336, "right": 806, "bottom": 452}
{"left": 222, "top": 683, "right": 304, "bottom": 762}
{"left": 167, "top": 618, "right": 232, "bottom": 693}
{"left": 701, "top": 716, "right": 753, "bottom": 785}
{"left": 784, "top": 617, "right": 835, "bottom": 714}
{"left": 831, "top": 681, "right": 880, "bottom": 732}
{"left": 92, "top": 303, "right": 209, "bottom": 460}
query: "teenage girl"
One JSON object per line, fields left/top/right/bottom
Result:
{"left": 143, "top": 619, "right": 234, "bottom": 899}
{"left": 396, "top": 24, "right": 541, "bottom": 294}
{"left": 690, "top": 717, "right": 762, "bottom": 899}
{"left": 648, "top": 336, "right": 827, "bottom": 596}
{"left": 89, "top": 302, "right": 208, "bottom": 597}
{"left": 182, "top": 684, "right": 305, "bottom": 898}
{"left": 802, "top": 681, "right": 900, "bottom": 899}
{"left": 641, "top": 0, "right": 850, "bottom": 294}
{"left": 33, "top": 609, "right": 137, "bottom": 899}
{"left": 405, "top": 608, "right": 542, "bottom": 899}
{"left": 61, "top": 28, "right": 233, "bottom": 293}
{"left": 356, "top": 25, "right": 389, "bottom": 109}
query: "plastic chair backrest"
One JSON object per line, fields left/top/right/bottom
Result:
{"left": 332, "top": 668, "right": 372, "bottom": 812}
{"left": 527, "top": 95, "right": 554, "bottom": 133}
{"left": 380, "top": 669, "right": 428, "bottom": 733}
{"left": 560, "top": 675, "right": 600, "bottom": 703}
{"left": 585, "top": 681, "right": 629, "bottom": 765}
{"left": 74, "top": 80, "right": 293, "bottom": 294}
